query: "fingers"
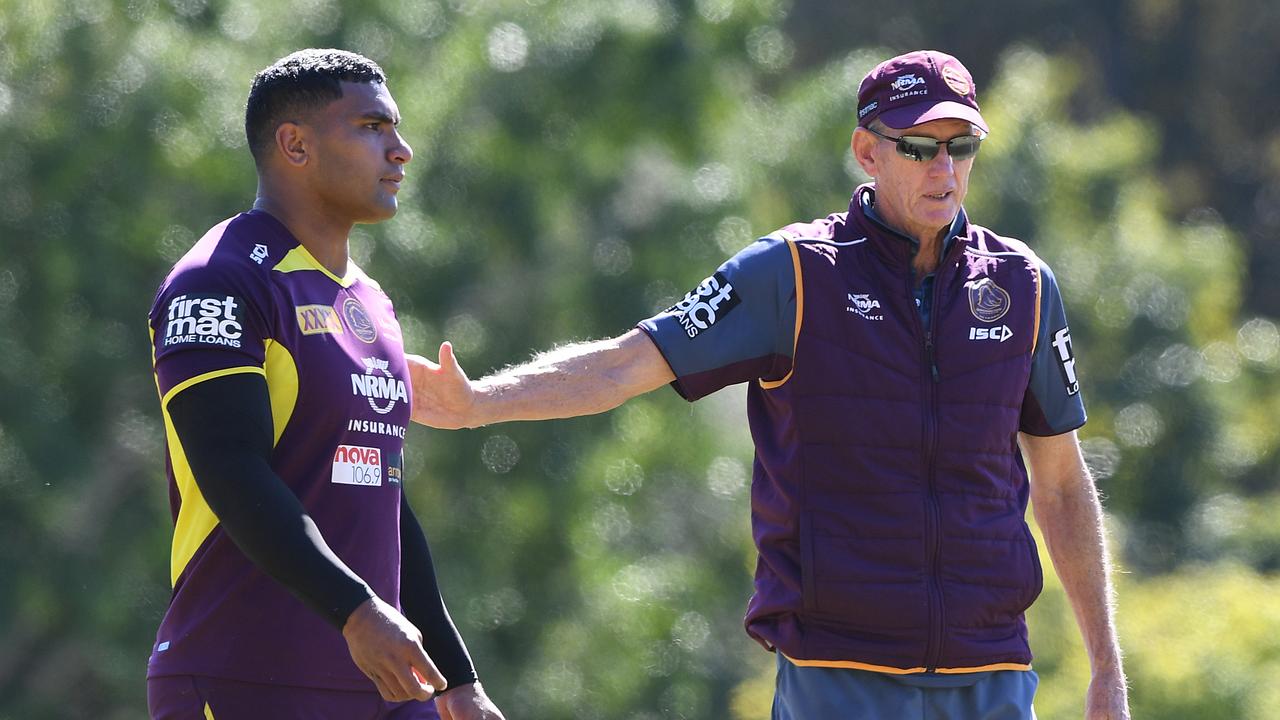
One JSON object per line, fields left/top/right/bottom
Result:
{"left": 396, "top": 663, "right": 434, "bottom": 702}
{"left": 410, "top": 646, "right": 448, "bottom": 695}
{"left": 343, "top": 597, "right": 439, "bottom": 703}
{"left": 374, "top": 639, "right": 439, "bottom": 703}
{"left": 439, "top": 341, "right": 456, "bottom": 373}
{"left": 366, "top": 663, "right": 433, "bottom": 703}
{"left": 366, "top": 668, "right": 406, "bottom": 704}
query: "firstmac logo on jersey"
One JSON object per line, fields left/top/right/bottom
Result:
{"left": 351, "top": 356, "right": 408, "bottom": 415}
{"left": 1052, "top": 326, "right": 1080, "bottom": 396}
{"left": 164, "top": 294, "right": 243, "bottom": 348}
{"left": 669, "top": 272, "right": 741, "bottom": 338}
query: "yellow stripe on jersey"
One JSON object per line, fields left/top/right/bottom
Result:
{"left": 1031, "top": 263, "right": 1043, "bottom": 355}
{"left": 784, "top": 655, "right": 926, "bottom": 674}
{"left": 783, "top": 654, "right": 1032, "bottom": 674}
{"left": 263, "top": 339, "right": 299, "bottom": 444}
{"left": 204, "top": 702, "right": 216, "bottom": 719}
{"left": 936, "top": 662, "right": 1033, "bottom": 674}
{"left": 760, "top": 239, "right": 804, "bottom": 390}
{"left": 272, "top": 244, "right": 358, "bottom": 288}
{"left": 161, "top": 366, "right": 266, "bottom": 586}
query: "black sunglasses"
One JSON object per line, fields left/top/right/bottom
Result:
{"left": 864, "top": 125, "right": 984, "bottom": 162}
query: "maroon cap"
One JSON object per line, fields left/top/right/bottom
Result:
{"left": 856, "top": 50, "right": 988, "bottom": 133}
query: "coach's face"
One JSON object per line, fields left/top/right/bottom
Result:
{"left": 853, "top": 118, "right": 978, "bottom": 243}
{"left": 305, "top": 81, "right": 412, "bottom": 224}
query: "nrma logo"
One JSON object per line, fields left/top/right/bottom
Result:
{"left": 351, "top": 357, "right": 408, "bottom": 415}
{"left": 164, "top": 294, "right": 243, "bottom": 348}
{"left": 891, "top": 74, "right": 926, "bottom": 92}
{"left": 846, "top": 293, "right": 883, "bottom": 321}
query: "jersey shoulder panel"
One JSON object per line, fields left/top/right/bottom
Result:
{"left": 149, "top": 214, "right": 287, "bottom": 393}
{"left": 639, "top": 235, "right": 797, "bottom": 399}
{"left": 152, "top": 214, "right": 288, "bottom": 314}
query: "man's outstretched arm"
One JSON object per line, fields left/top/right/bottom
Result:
{"left": 1021, "top": 430, "right": 1130, "bottom": 720}
{"left": 407, "top": 328, "right": 675, "bottom": 429}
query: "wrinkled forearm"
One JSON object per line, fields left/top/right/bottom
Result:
{"left": 468, "top": 329, "right": 673, "bottom": 426}
{"left": 1032, "top": 467, "right": 1124, "bottom": 671}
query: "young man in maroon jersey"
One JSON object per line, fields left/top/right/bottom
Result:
{"left": 146, "top": 49, "right": 503, "bottom": 720}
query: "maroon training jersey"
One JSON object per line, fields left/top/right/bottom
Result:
{"left": 146, "top": 210, "right": 411, "bottom": 690}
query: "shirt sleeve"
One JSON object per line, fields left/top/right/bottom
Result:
{"left": 637, "top": 237, "right": 797, "bottom": 401}
{"left": 1020, "top": 260, "right": 1087, "bottom": 435}
{"left": 149, "top": 256, "right": 273, "bottom": 400}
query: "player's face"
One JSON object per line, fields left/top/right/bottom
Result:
{"left": 853, "top": 118, "right": 978, "bottom": 243}
{"left": 307, "top": 81, "right": 412, "bottom": 224}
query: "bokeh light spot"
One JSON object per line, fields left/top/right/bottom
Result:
{"left": 480, "top": 434, "right": 520, "bottom": 474}
{"left": 487, "top": 22, "right": 529, "bottom": 72}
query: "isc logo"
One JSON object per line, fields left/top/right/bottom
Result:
{"left": 969, "top": 325, "right": 1013, "bottom": 343}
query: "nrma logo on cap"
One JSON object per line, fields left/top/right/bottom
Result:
{"left": 891, "top": 74, "right": 926, "bottom": 91}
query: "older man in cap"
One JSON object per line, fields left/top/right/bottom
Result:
{"left": 408, "top": 50, "right": 1130, "bottom": 719}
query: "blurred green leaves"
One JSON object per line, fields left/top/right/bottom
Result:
{"left": 2, "top": 1, "right": 1280, "bottom": 718}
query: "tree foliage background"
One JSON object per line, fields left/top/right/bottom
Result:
{"left": 2, "top": 0, "right": 1280, "bottom": 718}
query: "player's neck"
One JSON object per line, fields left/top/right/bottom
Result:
{"left": 252, "top": 190, "right": 351, "bottom": 278}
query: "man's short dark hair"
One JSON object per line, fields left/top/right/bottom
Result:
{"left": 245, "top": 48, "right": 386, "bottom": 164}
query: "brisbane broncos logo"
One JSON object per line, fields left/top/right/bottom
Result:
{"left": 966, "top": 277, "right": 1011, "bottom": 323}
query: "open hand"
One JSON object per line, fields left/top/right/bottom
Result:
{"left": 406, "top": 341, "right": 478, "bottom": 429}
{"left": 343, "top": 596, "right": 447, "bottom": 702}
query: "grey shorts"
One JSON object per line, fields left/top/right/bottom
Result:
{"left": 772, "top": 654, "right": 1038, "bottom": 720}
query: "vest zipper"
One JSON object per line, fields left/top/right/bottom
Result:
{"left": 915, "top": 269, "right": 945, "bottom": 673}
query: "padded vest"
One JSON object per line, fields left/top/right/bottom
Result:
{"left": 744, "top": 189, "right": 1045, "bottom": 672}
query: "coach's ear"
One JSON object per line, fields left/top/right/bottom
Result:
{"left": 851, "top": 127, "right": 881, "bottom": 179}
{"left": 274, "top": 122, "right": 308, "bottom": 167}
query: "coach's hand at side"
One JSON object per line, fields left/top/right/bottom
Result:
{"left": 343, "top": 596, "right": 447, "bottom": 702}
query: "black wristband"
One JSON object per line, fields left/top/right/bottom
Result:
{"left": 399, "top": 496, "right": 478, "bottom": 689}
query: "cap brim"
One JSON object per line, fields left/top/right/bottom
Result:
{"left": 879, "top": 101, "right": 989, "bottom": 134}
